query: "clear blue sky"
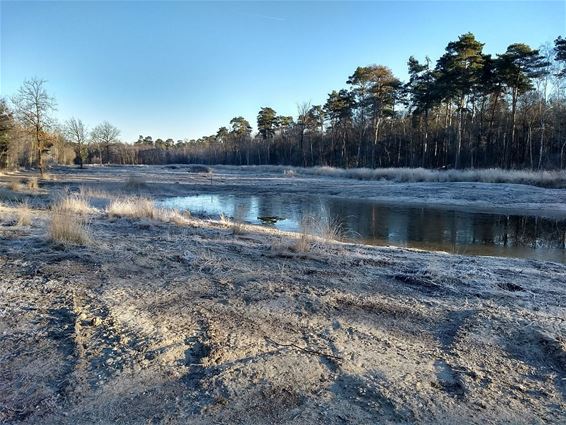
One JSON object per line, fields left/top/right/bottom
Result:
{"left": 1, "top": 1, "right": 564, "bottom": 142}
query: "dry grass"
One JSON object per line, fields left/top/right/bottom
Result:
{"left": 166, "top": 209, "right": 191, "bottom": 225}
{"left": 291, "top": 216, "right": 344, "bottom": 253}
{"left": 292, "top": 233, "right": 312, "bottom": 253}
{"left": 231, "top": 221, "right": 245, "bottom": 235}
{"left": 48, "top": 211, "right": 91, "bottom": 245}
{"left": 317, "top": 216, "right": 346, "bottom": 242}
{"left": 53, "top": 194, "right": 94, "bottom": 215}
{"left": 292, "top": 217, "right": 316, "bottom": 253}
{"left": 79, "top": 186, "right": 115, "bottom": 199}
{"left": 8, "top": 181, "right": 23, "bottom": 192}
{"left": 107, "top": 197, "right": 158, "bottom": 219}
{"left": 299, "top": 166, "right": 566, "bottom": 187}
{"left": 236, "top": 165, "right": 566, "bottom": 188}
{"left": 42, "top": 173, "right": 56, "bottom": 181}
{"left": 16, "top": 202, "right": 32, "bottom": 226}
{"left": 232, "top": 205, "right": 247, "bottom": 234}
{"left": 26, "top": 177, "right": 39, "bottom": 191}
{"left": 220, "top": 211, "right": 245, "bottom": 235}
{"left": 107, "top": 196, "right": 192, "bottom": 226}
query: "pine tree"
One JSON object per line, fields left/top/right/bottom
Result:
{"left": 436, "top": 33, "right": 485, "bottom": 168}
{"left": 496, "top": 43, "right": 549, "bottom": 167}
{"left": 407, "top": 56, "right": 439, "bottom": 166}
{"left": 257, "top": 107, "right": 278, "bottom": 140}
{"left": 555, "top": 36, "right": 566, "bottom": 77}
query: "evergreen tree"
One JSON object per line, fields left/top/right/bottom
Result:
{"left": 0, "top": 99, "right": 14, "bottom": 169}
{"left": 436, "top": 33, "right": 485, "bottom": 168}
{"left": 406, "top": 56, "right": 439, "bottom": 166}
{"left": 496, "top": 43, "right": 549, "bottom": 167}
{"left": 555, "top": 36, "right": 566, "bottom": 77}
{"left": 257, "top": 107, "right": 278, "bottom": 140}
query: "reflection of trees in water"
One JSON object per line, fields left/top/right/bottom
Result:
{"left": 320, "top": 199, "right": 566, "bottom": 250}
{"left": 231, "top": 196, "right": 255, "bottom": 220}
{"left": 173, "top": 194, "right": 565, "bottom": 254}
{"left": 494, "top": 216, "right": 566, "bottom": 249}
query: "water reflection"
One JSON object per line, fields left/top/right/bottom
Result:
{"left": 158, "top": 194, "right": 566, "bottom": 262}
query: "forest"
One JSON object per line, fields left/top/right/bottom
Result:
{"left": 1, "top": 33, "right": 566, "bottom": 174}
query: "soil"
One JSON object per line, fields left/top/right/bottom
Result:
{"left": 0, "top": 165, "right": 565, "bottom": 424}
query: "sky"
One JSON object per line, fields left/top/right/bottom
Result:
{"left": 1, "top": 1, "right": 564, "bottom": 142}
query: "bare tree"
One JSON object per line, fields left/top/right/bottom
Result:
{"left": 11, "top": 78, "right": 56, "bottom": 176}
{"left": 91, "top": 121, "right": 120, "bottom": 165}
{"left": 64, "top": 117, "right": 88, "bottom": 168}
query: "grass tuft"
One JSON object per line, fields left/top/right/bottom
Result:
{"left": 26, "top": 177, "right": 39, "bottom": 191}
{"left": 292, "top": 216, "right": 316, "bottom": 253}
{"left": 53, "top": 194, "right": 94, "bottom": 215}
{"left": 8, "top": 181, "right": 23, "bottom": 192}
{"left": 16, "top": 202, "right": 32, "bottom": 226}
{"left": 107, "top": 197, "right": 157, "bottom": 219}
{"left": 220, "top": 210, "right": 245, "bottom": 235}
{"left": 48, "top": 211, "right": 91, "bottom": 245}
{"left": 166, "top": 209, "right": 191, "bottom": 225}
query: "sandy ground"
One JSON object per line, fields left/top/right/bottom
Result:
{"left": 0, "top": 165, "right": 565, "bottom": 424}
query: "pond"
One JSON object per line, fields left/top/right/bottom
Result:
{"left": 158, "top": 194, "right": 566, "bottom": 263}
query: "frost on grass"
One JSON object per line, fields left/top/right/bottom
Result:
{"left": 8, "top": 180, "right": 23, "bottom": 192}
{"left": 16, "top": 202, "right": 31, "bottom": 226}
{"left": 48, "top": 211, "right": 91, "bottom": 245}
{"left": 52, "top": 194, "right": 95, "bottom": 215}
{"left": 26, "top": 177, "right": 39, "bottom": 191}
{"left": 47, "top": 195, "right": 94, "bottom": 244}
{"left": 309, "top": 166, "right": 566, "bottom": 187}
{"left": 1, "top": 166, "right": 565, "bottom": 424}
{"left": 107, "top": 197, "right": 190, "bottom": 225}
{"left": 241, "top": 165, "right": 566, "bottom": 187}
{"left": 107, "top": 197, "right": 157, "bottom": 219}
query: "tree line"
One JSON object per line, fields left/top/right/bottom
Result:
{"left": 1, "top": 33, "right": 566, "bottom": 173}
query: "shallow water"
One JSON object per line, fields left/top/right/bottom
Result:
{"left": 158, "top": 194, "right": 566, "bottom": 262}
